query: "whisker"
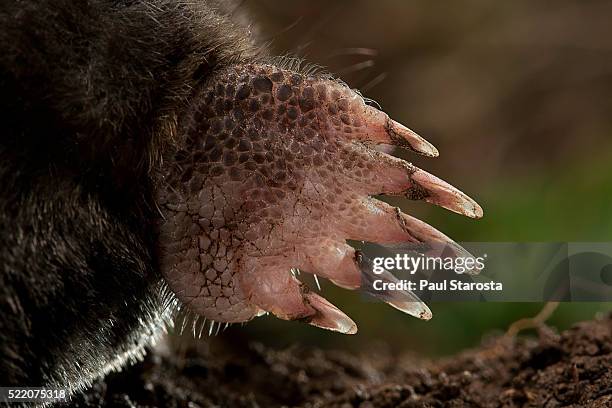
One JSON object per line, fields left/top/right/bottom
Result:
{"left": 262, "top": 16, "right": 304, "bottom": 42}
{"left": 294, "top": 40, "right": 313, "bottom": 56}
{"left": 337, "top": 60, "right": 375, "bottom": 75}
{"left": 360, "top": 72, "right": 388, "bottom": 93}
{"left": 313, "top": 274, "right": 322, "bottom": 291}
{"left": 326, "top": 47, "right": 378, "bottom": 59}
{"left": 192, "top": 316, "right": 200, "bottom": 337}
{"left": 198, "top": 318, "right": 207, "bottom": 339}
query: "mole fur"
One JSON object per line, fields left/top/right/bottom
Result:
{"left": 0, "top": 0, "right": 261, "bottom": 395}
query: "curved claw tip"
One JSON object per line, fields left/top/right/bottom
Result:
{"left": 471, "top": 202, "right": 484, "bottom": 219}
{"left": 388, "top": 119, "right": 439, "bottom": 157}
{"left": 410, "top": 170, "right": 484, "bottom": 219}
{"left": 388, "top": 299, "right": 433, "bottom": 320}
{"left": 304, "top": 293, "right": 358, "bottom": 334}
{"left": 454, "top": 196, "right": 483, "bottom": 219}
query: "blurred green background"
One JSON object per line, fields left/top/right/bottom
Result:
{"left": 180, "top": 0, "right": 612, "bottom": 356}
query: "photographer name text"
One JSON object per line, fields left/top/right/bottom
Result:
{"left": 373, "top": 279, "right": 503, "bottom": 292}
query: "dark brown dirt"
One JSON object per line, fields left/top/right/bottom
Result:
{"left": 71, "top": 314, "right": 612, "bottom": 408}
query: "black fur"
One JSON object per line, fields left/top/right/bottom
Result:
{"left": 0, "top": 0, "right": 262, "bottom": 394}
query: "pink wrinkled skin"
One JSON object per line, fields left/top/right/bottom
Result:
{"left": 155, "top": 64, "right": 482, "bottom": 334}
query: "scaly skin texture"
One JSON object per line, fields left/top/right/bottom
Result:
{"left": 156, "top": 64, "right": 483, "bottom": 333}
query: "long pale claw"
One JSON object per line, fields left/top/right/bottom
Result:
{"left": 342, "top": 147, "right": 483, "bottom": 218}
{"left": 357, "top": 251, "right": 432, "bottom": 320}
{"left": 339, "top": 97, "right": 439, "bottom": 157}
{"left": 409, "top": 169, "right": 484, "bottom": 218}
{"left": 328, "top": 137, "right": 481, "bottom": 218}
{"left": 303, "top": 292, "right": 357, "bottom": 334}
{"left": 394, "top": 212, "right": 480, "bottom": 269}
{"left": 243, "top": 257, "right": 357, "bottom": 334}
{"left": 338, "top": 198, "right": 473, "bottom": 262}
{"left": 385, "top": 117, "right": 439, "bottom": 157}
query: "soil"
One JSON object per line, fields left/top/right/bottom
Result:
{"left": 72, "top": 314, "right": 612, "bottom": 408}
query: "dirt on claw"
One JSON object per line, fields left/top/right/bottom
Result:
{"left": 73, "top": 314, "right": 612, "bottom": 407}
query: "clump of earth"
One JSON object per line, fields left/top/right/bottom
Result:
{"left": 73, "top": 314, "right": 611, "bottom": 407}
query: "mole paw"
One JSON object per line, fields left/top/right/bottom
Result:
{"left": 155, "top": 63, "right": 482, "bottom": 333}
